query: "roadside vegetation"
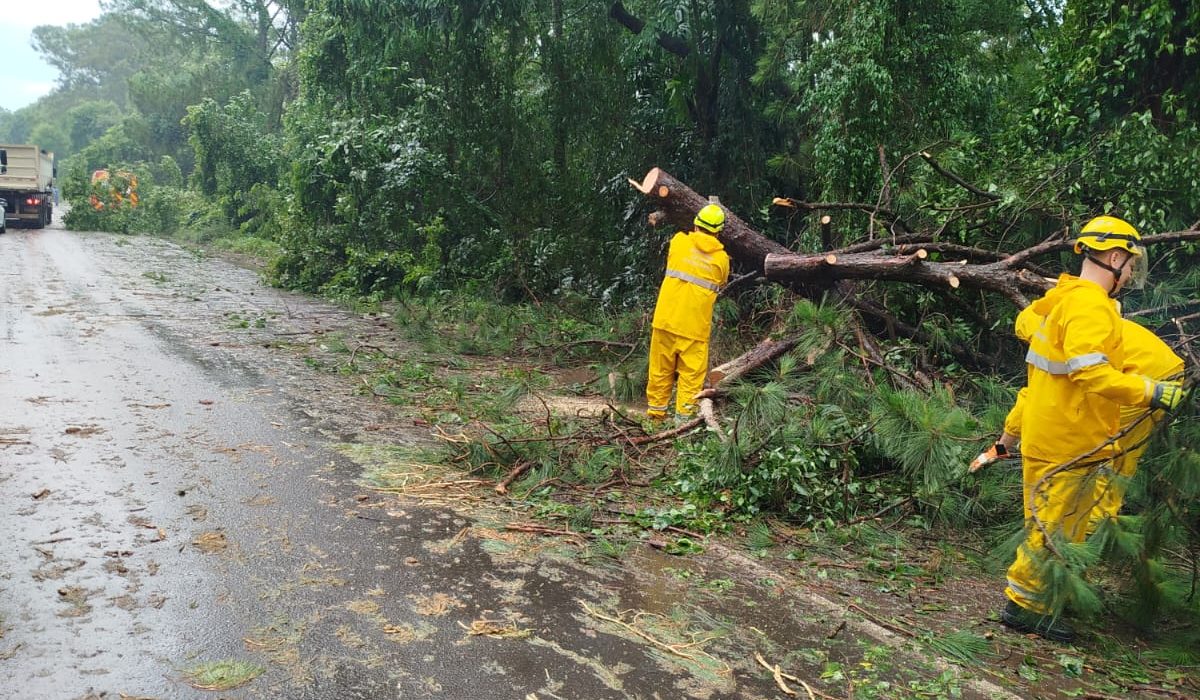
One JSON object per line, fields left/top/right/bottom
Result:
{"left": 269, "top": 289, "right": 1200, "bottom": 697}
{"left": 4, "top": 1, "right": 1199, "bottom": 695}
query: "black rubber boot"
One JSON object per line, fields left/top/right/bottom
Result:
{"left": 1001, "top": 600, "right": 1076, "bottom": 643}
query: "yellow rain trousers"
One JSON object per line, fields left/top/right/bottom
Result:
{"left": 646, "top": 230, "right": 730, "bottom": 417}
{"left": 1003, "top": 275, "right": 1154, "bottom": 614}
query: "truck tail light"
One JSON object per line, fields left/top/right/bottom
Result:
{"left": 26, "top": 197, "right": 42, "bottom": 206}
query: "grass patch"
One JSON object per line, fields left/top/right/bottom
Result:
{"left": 215, "top": 235, "right": 283, "bottom": 260}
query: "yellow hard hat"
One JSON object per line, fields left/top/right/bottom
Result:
{"left": 1074, "top": 216, "right": 1143, "bottom": 256}
{"left": 694, "top": 204, "right": 725, "bottom": 234}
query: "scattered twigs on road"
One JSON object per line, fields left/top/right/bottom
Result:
{"left": 844, "top": 496, "right": 914, "bottom": 526}
{"left": 581, "top": 600, "right": 728, "bottom": 673}
{"left": 345, "top": 341, "right": 396, "bottom": 367}
{"left": 627, "top": 417, "right": 703, "bottom": 445}
{"left": 847, "top": 603, "right": 918, "bottom": 639}
{"left": 504, "top": 521, "right": 588, "bottom": 543}
{"left": 459, "top": 618, "right": 532, "bottom": 639}
{"left": 495, "top": 460, "right": 534, "bottom": 495}
{"left": 753, "top": 652, "right": 836, "bottom": 700}
{"left": 548, "top": 338, "right": 636, "bottom": 354}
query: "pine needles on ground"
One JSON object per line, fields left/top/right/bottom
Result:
{"left": 924, "top": 630, "right": 992, "bottom": 665}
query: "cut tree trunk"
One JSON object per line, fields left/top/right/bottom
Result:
{"left": 630, "top": 167, "right": 791, "bottom": 271}
{"left": 630, "top": 167, "right": 1053, "bottom": 307}
{"left": 704, "top": 336, "right": 803, "bottom": 389}
{"left": 764, "top": 250, "right": 1052, "bottom": 307}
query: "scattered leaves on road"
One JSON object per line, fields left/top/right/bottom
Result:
{"left": 460, "top": 618, "right": 532, "bottom": 639}
{"left": 411, "top": 592, "right": 465, "bottom": 617}
{"left": 181, "top": 659, "right": 264, "bottom": 690}
{"left": 192, "top": 530, "right": 228, "bottom": 553}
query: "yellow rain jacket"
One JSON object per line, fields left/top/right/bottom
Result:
{"left": 1096, "top": 322, "right": 1185, "bottom": 522}
{"left": 1119, "top": 321, "right": 1185, "bottom": 427}
{"left": 646, "top": 231, "right": 730, "bottom": 417}
{"left": 651, "top": 231, "right": 730, "bottom": 341}
{"left": 1018, "top": 274, "right": 1152, "bottom": 464}
{"left": 1003, "top": 319, "right": 1183, "bottom": 448}
{"left": 1000, "top": 304, "right": 1043, "bottom": 436}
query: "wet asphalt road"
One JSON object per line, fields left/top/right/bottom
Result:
{"left": 0, "top": 219, "right": 1015, "bottom": 700}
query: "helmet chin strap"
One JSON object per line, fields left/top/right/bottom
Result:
{"left": 1086, "top": 254, "right": 1127, "bottom": 297}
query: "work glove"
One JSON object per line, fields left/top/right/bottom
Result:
{"left": 969, "top": 442, "right": 1010, "bottom": 473}
{"left": 1149, "top": 381, "right": 1187, "bottom": 411}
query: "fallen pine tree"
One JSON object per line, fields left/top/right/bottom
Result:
{"left": 630, "top": 166, "right": 1200, "bottom": 308}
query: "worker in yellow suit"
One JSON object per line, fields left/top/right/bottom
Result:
{"left": 646, "top": 203, "right": 731, "bottom": 421}
{"left": 1095, "top": 322, "right": 1185, "bottom": 522}
{"left": 974, "top": 319, "right": 1184, "bottom": 524}
{"left": 978, "top": 216, "right": 1185, "bottom": 642}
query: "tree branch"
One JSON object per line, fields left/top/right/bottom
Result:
{"left": 919, "top": 150, "right": 1000, "bottom": 200}
{"left": 608, "top": 2, "right": 689, "bottom": 57}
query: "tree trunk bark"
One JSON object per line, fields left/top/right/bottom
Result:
{"left": 629, "top": 167, "right": 791, "bottom": 271}
{"left": 764, "top": 251, "right": 1050, "bottom": 307}
{"left": 705, "top": 336, "right": 802, "bottom": 388}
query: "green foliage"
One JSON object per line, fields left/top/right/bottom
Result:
{"left": 63, "top": 162, "right": 223, "bottom": 237}
{"left": 28, "top": 122, "right": 70, "bottom": 158}
{"left": 674, "top": 400, "right": 889, "bottom": 526}
{"left": 180, "top": 659, "right": 264, "bottom": 691}
{"left": 184, "top": 92, "right": 284, "bottom": 227}
{"left": 753, "top": 0, "right": 1025, "bottom": 201}
{"left": 60, "top": 117, "right": 155, "bottom": 197}
{"left": 67, "top": 101, "right": 123, "bottom": 152}
{"left": 871, "top": 386, "right": 978, "bottom": 500}
{"left": 32, "top": 14, "right": 150, "bottom": 106}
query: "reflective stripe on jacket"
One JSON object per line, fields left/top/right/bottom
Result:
{"left": 651, "top": 231, "right": 730, "bottom": 341}
{"left": 1019, "top": 274, "right": 1151, "bottom": 463}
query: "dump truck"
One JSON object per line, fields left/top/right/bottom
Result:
{"left": 0, "top": 144, "right": 56, "bottom": 230}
